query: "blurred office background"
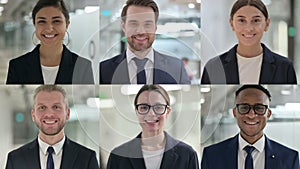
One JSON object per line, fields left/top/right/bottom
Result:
{"left": 201, "top": 85, "right": 300, "bottom": 160}
{"left": 201, "top": 0, "right": 300, "bottom": 80}
{"left": 0, "top": 85, "right": 99, "bottom": 168}
{"left": 0, "top": 0, "right": 99, "bottom": 83}
{"left": 99, "top": 85, "right": 200, "bottom": 169}
{"left": 100, "top": 0, "right": 201, "bottom": 84}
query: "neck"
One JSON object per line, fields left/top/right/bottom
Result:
{"left": 141, "top": 132, "right": 165, "bottom": 151}
{"left": 241, "top": 132, "right": 263, "bottom": 145}
{"left": 39, "top": 44, "right": 63, "bottom": 66}
{"left": 129, "top": 47, "right": 151, "bottom": 59}
{"left": 39, "top": 130, "right": 65, "bottom": 145}
{"left": 237, "top": 43, "right": 263, "bottom": 58}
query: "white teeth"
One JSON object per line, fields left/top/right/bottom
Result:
{"left": 135, "top": 36, "right": 147, "bottom": 40}
{"left": 44, "top": 120, "right": 56, "bottom": 124}
{"left": 45, "top": 34, "right": 55, "bottom": 38}
{"left": 244, "top": 34, "right": 254, "bottom": 38}
{"left": 246, "top": 121, "right": 257, "bottom": 125}
{"left": 145, "top": 120, "right": 159, "bottom": 123}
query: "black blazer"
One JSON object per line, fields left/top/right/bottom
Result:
{"left": 107, "top": 132, "right": 199, "bottom": 169}
{"left": 201, "top": 44, "right": 297, "bottom": 84}
{"left": 201, "top": 134, "right": 300, "bottom": 169}
{"left": 6, "top": 45, "right": 94, "bottom": 84}
{"left": 5, "top": 137, "right": 99, "bottom": 169}
{"left": 99, "top": 50, "right": 190, "bottom": 84}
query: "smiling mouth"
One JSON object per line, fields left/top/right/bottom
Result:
{"left": 43, "top": 119, "right": 58, "bottom": 124}
{"left": 132, "top": 35, "right": 148, "bottom": 41}
{"left": 245, "top": 121, "right": 259, "bottom": 125}
{"left": 144, "top": 119, "right": 159, "bottom": 124}
{"left": 243, "top": 34, "right": 256, "bottom": 38}
{"left": 43, "top": 34, "right": 57, "bottom": 39}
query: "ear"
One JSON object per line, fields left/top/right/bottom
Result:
{"left": 31, "top": 109, "right": 35, "bottom": 122}
{"left": 121, "top": 20, "right": 126, "bottom": 33}
{"left": 66, "top": 20, "right": 70, "bottom": 29}
{"left": 166, "top": 107, "right": 172, "bottom": 118}
{"left": 233, "top": 107, "right": 237, "bottom": 118}
{"left": 264, "top": 18, "right": 270, "bottom": 32}
{"left": 266, "top": 108, "right": 272, "bottom": 119}
{"left": 66, "top": 108, "right": 70, "bottom": 120}
{"left": 229, "top": 19, "right": 235, "bottom": 31}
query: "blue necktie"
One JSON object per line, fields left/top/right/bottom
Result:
{"left": 244, "top": 145, "right": 255, "bottom": 169}
{"left": 47, "top": 147, "right": 54, "bottom": 169}
{"left": 133, "top": 57, "right": 148, "bottom": 84}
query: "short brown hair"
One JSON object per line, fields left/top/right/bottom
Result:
{"left": 134, "top": 85, "right": 170, "bottom": 107}
{"left": 33, "top": 85, "right": 68, "bottom": 108}
{"left": 230, "top": 0, "right": 269, "bottom": 20}
{"left": 121, "top": 0, "right": 159, "bottom": 23}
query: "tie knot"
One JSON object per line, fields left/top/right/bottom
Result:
{"left": 47, "top": 146, "right": 54, "bottom": 154}
{"left": 244, "top": 145, "right": 255, "bottom": 154}
{"left": 133, "top": 57, "right": 148, "bottom": 69}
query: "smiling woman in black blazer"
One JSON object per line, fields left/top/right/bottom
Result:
{"left": 201, "top": 0, "right": 297, "bottom": 84}
{"left": 107, "top": 85, "right": 199, "bottom": 169}
{"left": 6, "top": 0, "right": 94, "bottom": 84}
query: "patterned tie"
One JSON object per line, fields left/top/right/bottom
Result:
{"left": 133, "top": 57, "right": 148, "bottom": 84}
{"left": 47, "top": 146, "right": 54, "bottom": 169}
{"left": 244, "top": 145, "right": 255, "bottom": 169}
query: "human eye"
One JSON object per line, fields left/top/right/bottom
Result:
{"left": 53, "top": 19, "right": 62, "bottom": 24}
{"left": 138, "top": 104, "right": 149, "bottom": 112}
{"left": 254, "top": 104, "right": 266, "bottom": 113}
{"left": 238, "top": 104, "right": 249, "bottom": 113}
{"left": 38, "top": 105, "right": 46, "bottom": 110}
{"left": 128, "top": 21, "right": 138, "bottom": 27}
{"left": 237, "top": 18, "right": 246, "bottom": 23}
{"left": 53, "top": 105, "right": 61, "bottom": 110}
{"left": 37, "top": 20, "right": 46, "bottom": 24}
{"left": 153, "top": 104, "right": 165, "bottom": 113}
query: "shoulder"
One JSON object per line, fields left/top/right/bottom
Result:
{"left": 7, "top": 139, "right": 36, "bottom": 156}
{"left": 63, "top": 47, "right": 91, "bottom": 64}
{"left": 262, "top": 44, "right": 293, "bottom": 64}
{"left": 9, "top": 49, "right": 37, "bottom": 65}
{"left": 203, "top": 136, "right": 236, "bottom": 153}
{"left": 154, "top": 50, "right": 182, "bottom": 63}
{"left": 100, "top": 54, "right": 123, "bottom": 65}
{"left": 267, "top": 137, "right": 298, "bottom": 155}
{"left": 66, "top": 138, "right": 96, "bottom": 155}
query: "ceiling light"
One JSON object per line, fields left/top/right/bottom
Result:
{"left": 0, "top": 0, "right": 8, "bottom": 4}
{"left": 188, "top": 3, "right": 195, "bottom": 9}
{"left": 196, "top": 0, "right": 201, "bottom": 3}
{"left": 84, "top": 6, "right": 99, "bottom": 13}
{"left": 0, "top": 6, "right": 4, "bottom": 12}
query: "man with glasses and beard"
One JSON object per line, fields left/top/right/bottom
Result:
{"left": 201, "top": 85, "right": 300, "bottom": 169}
{"left": 5, "top": 85, "right": 99, "bottom": 169}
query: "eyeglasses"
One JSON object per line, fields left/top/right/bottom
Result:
{"left": 236, "top": 104, "right": 268, "bottom": 115}
{"left": 135, "top": 104, "right": 169, "bottom": 115}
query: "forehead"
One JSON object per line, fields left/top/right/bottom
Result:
{"left": 35, "top": 91, "right": 65, "bottom": 103}
{"left": 36, "top": 6, "right": 64, "bottom": 18}
{"left": 137, "top": 91, "right": 166, "bottom": 103}
{"left": 236, "top": 88, "right": 269, "bottom": 104}
{"left": 126, "top": 5, "right": 155, "bottom": 21}
{"left": 234, "top": 5, "right": 264, "bottom": 18}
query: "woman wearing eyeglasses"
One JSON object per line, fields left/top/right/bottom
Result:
{"left": 107, "top": 85, "right": 199, "bottom": 169}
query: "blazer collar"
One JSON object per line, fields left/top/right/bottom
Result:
{"left": 23, "top": 139, "right": 41, "bottom": 169}
{"left": 223, "top": 43, "right": 276, "bottom": 84}
{"left": 60, "top": 137, "right": 79, "bottom": 169}
{"left": 223, "top": 134, "right": 239, "bottom": 169}
{"left": 31, "top": 44, "right": 74, "bottom": 84}
{"left": 111, "top": 51, "right": 130, "bottom": 83}
{"left": 265, "top": 136, "right": 280, "bottom": 169}
{"left": 128, "top": 132, "right": 180, "bottom": 169}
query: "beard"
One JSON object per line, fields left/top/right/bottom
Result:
{"left": 126, "top": 33, "right": 155, "bottom": 53}
{"left": 35, "top": 120, "right": 65, "bottom": 136}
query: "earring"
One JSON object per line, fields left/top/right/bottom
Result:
{"left": 63, "top": 31, "right": 70, "bottom": 46}
{"left": 31, "top": 31, "right": 40, "bottom": 46}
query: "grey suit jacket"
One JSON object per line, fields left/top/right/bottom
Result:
{"left": 201, "top": 134, "right": 300, "bottom": 169}
{"left": 5, "top": 137, "right": 99, "bottom": 169}
{"left": 99, "top": 50, "right": 191, "bottom": 84}
{"left": 107, "top": 132, "right": 199, "bottom": 169}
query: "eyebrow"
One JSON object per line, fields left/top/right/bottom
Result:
{"left": 36, "top": 16, "right": 63, "bottom": 20}
{"left": 236, "top": 15, "right": 263, "bottom": 18}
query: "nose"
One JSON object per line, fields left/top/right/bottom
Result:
{"left": 246, "top": 108, "right": 256, "bottom": 118}
{"left": 244, "top": 23, "right": 254, "bottom": 31}
{"left": 136, "top": 25, "right": 145, "bottom": 34}
{"left": 45, "top": 23, "right": 54, "bottom": 31}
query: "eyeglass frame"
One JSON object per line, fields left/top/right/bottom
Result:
{"left": 135, "top": 103, "right": 170, "bottom": 115}
{"left": 235, "top": 103, "right": 269, "bottom": 115}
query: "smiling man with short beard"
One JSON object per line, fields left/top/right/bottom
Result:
{"left": 100, "top": 0, "right": 190, "bottom": 84}
{"left": 5, "top": 85, "right": 99, "bottom": 169}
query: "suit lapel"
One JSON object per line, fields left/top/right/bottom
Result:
{"left": 111, "top": 51, "right": 130, "bottom": 83}
{"left": 223, "top": 45, "right": 240, "bottom": 84}
{"left": 265, "top": 136, "right": 278, "bottom": 169}
{"left": 159, "top": 133, "right": 179, "bottom": 169}
{"left": 60, "top": 137, "right": 78, "bottom": 169}
{"left": 29, "top": 45, "right": 44, "bottom": 83}
{"left": 224, "top": 135, "right": 239, "bottom": 169}
{"left": 128, "top": 133, "right": 146, "bottom": 169}
{"left": 55, "top": 45, "right": 73, "bottom": 84}
{"left": 23, "top": 139, "right": 41, "bottom": 169}
{"left": 259, "top": 44, "right": 276, "bottom": 84}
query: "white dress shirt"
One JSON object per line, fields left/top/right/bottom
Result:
{"left": 38, "top": 136, "right": 65, "bottom": 169}
{"left": 237, "top": 53, "right": 263, "bottom": 84}
{"left": 126, "top": 48, "right": 154, "bottom": 84}
{"left": 238, "top": 134, "right": 265, "bottom": 169}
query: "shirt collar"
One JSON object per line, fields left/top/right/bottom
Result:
{"left": 126, "top": 48, "right": 154, "bottom": 64}
{"left": 238, "top": 134, "right": 265, "bottom": 153}
{"left": 38, "top": 136, "right": 66, "bottom": 156}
